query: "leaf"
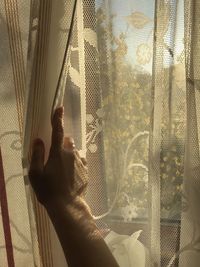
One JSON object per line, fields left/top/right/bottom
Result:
{"left": 69, "top": 66, "right": 80, "bottom": 88}
{"left": 84, "top": 28, "right": 98, "bottom": 49}
{"left": 125, "top": 12, "right": 152, "bottom": 29}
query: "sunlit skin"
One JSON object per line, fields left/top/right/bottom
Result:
{"left": 29, "top": 107, "right": 119, "bottom": 267}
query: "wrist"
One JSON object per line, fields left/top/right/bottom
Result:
{"left": 44, "top": 195, "right": 94, "bottom": 225}
{"left": 43, "top": 195, "right": 74, "bottom": 210}
{"left": 45, "top": 196, "right": 100, "bottom": 240}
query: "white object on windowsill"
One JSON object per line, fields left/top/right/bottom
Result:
{"left": 104, "top": 230, "right": 148, "bottom": 267}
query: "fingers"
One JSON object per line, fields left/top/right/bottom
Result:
{"left": 64, "top": 137, "right": 86, "bottom": 162}
{"left": 74, "top": 150, "right": 87, "bottom": 167}
{"left": 50, "top": 107, "right": 64, "bottom": 154}
{"left": 80, "top": 157, "right": 87, "bottom": 166}
{"left": 64, "top": 136, "right": 75, "bottom": 151}
{"left": 63, "top": 136, "right": 88, "bottom": 196}
{"left": 29, "top": 138, "right": 45, "bottom": 177}
{"left": 64, "top": 136, "right": 87, "bottom": 167}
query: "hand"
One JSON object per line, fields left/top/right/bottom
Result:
{"left": 29, "top": 108, "right": 119, "bottom": 267}
{"left": 29, "top": 107, "right": 88, "bottom": 206}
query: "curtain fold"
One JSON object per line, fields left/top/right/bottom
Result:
{"left": 179, "top": 1, "right": 200, "bottom": 266}
{"left": 23, "top": 1, "right": 79, "bottom": 266}
{"left": 0, "top": 0, "right": 35, "bottom": 266}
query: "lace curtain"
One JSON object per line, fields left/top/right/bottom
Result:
{"left": 0, "top": 0, "right": 200, "bottom": 266}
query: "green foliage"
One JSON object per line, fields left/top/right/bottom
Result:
{"left": 96, "top": 7, "right": 185, "bottom": 220}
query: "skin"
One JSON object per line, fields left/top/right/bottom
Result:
{"left": 29, "top": 107, "right": 119, "bottom": 267}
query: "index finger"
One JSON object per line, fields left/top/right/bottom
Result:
{"left": 50, "top": 106, "right": 64, "bottom": 154}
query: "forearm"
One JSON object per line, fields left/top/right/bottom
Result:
{"left": 45, "top": 197, "right": 119, "bottom": 267}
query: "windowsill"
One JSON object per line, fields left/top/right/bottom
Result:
{"left": 106, "top": 215, "right": 181, "bottom": 226}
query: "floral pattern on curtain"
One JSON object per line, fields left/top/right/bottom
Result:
{"left": 1, "top": 0, "right": 200, "bottom": 266}
{"left": 0, "top": 0, "right": 35, "bottom": 266}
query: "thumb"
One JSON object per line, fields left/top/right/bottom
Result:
{"left": 29, "top": 138, "right": 45, "bottom": 180}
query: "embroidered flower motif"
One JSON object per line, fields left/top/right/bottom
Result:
{"left": 125, "top": 12, "right": 152, "bottom": 29}
{"left": 88, "top": 144, "right": 97, "bottom": 153}
{"left": 121, "top": 202, "right": 138, "bottom": 222}
{"left": 86, "top": 108, "right": 104, "bottom": 153}
{"left": 136, "top": 43, "right": 152, "bottom": 65}
{"left": 86, "top": 114, "right": 94, "bottom": 124}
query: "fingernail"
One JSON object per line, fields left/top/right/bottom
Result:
{"left": 64, "top": 137, "right": 75, "bottom": 150}
{"left": 69, "top": 137, "right": 75, "bottom": 145}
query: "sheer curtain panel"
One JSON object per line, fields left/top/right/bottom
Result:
{"left": 1, "top": 0, "right": 200, "bottom": 267}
